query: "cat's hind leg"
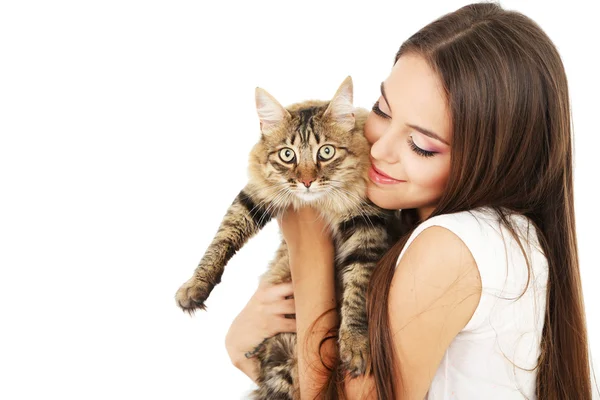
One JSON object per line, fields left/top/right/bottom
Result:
{"left": 251, "top": 333, "right": 299, "bottom": 400}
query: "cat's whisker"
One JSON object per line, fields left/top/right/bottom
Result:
{"left": 268, "top": 191, "right": 294, "bottom": 222}
{"left": 252, "top": 183, "right": 290, "bottom": 214}
{"left": 270, "top": 187, "right": 295, "bottom": 214}
{"left": 329, "top": 188, "right": 353, "bottom": 209}
{"left": 329, "top": 186, "right": 377, "bottom": 232}
{"left": 328, "top": 183, "right": 368, "bottom": 208}
{"left": 259, "top": 188, "right": 291, "bottom": 226}
{"left": 328, "top": 184, "right": 364, "bottom": 208}
{"left": 269, "top": 190, "right": 292, "bottom": 216}
{"left": 276, "top": 191, "right": 295, "bottom": 216}
{"left": 247, "top": 196, "right": 274, "bottom": 223}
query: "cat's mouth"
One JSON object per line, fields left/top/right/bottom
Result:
{"left": 294, "top": 190, "right": 325, "bottom": 202}
{"left": 287, "top": 180, "right": 331, "bottom": 203}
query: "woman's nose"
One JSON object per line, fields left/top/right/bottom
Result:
{"left": 370, "top": 129, "right": 399, "bottom": 164}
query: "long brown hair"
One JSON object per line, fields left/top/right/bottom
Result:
{"left": 363, "top": 2, "right": 592, "bottom": 399}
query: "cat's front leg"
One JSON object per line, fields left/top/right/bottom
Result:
{"left": 176, "top": 188, "right": 273, "bottom": 314}
{"left": 338, "top": 271, "right": 373, "bottom": 377}
{"left": 336, "top": 215, "right": 392, "bottom": 377}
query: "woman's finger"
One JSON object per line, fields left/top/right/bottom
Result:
{"left": 263, "top": 281, "right": 294, "bottom": 302}
{"left": 275, "top": 316, "right": 297, "bottom": 334}
{"left": 270, "top": 298, "right": 295, "bottom": 315}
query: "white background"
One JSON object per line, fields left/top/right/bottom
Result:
{"left": 1, "top": 1, "right": 598, "bottom": 399}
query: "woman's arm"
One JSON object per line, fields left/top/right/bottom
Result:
{"left": 344, "top": 226, "right": 481, "bottom": 399}
{"left": 280, "top": 206, "right": 377, "bottom": 399}
{"left": 385, "top": 226, "right": 481, "bottom": 398}
{"left": 278, "top": 207, "right": 337, "bottom": 399}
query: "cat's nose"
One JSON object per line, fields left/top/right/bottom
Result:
{"left": 300, "top": 179, "right": 315, "bottom": 188}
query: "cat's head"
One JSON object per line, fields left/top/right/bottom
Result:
{"left": 248, "top": 76, "right": 370, "bottom": 211}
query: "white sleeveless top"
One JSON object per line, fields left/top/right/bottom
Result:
{"left": 396, "top": 207, "right": 548, "bottom": 399}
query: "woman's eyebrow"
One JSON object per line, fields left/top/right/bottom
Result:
{"left": 407, "top": 124, "right": 450, "bottom": 146}
{"left": 381, "top": 81, "right": 449, "bottom": 146}
{"left": 380, "top": 82, "right": 392, "bottom": 114}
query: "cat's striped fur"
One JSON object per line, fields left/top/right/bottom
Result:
{"left": 176, "top": 77, "right": 401, "bottom": 399}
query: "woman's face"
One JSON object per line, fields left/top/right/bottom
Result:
{"left": 364, "top": 54, "right": 453, "bottom": 220}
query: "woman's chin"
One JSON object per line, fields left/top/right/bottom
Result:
{"left": 366, "top": 186, "right": 404, "bottom": 210}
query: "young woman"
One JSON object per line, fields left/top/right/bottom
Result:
{"left": 225, "top": 3, "right": 592, "bottom": 399}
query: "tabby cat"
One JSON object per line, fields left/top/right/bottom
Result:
{"left": 175, "top": 76, "right": 401, "bottom": 399}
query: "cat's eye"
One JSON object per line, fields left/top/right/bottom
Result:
{"left": 279, "top": 148, "right": 296, "bottom": 163}
{"left": 318, "top": 145, "right": 336, "bottom": 161}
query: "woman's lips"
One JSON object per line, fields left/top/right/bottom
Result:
{"left": 369, "top": 164, "right": 406, "bottom": 185}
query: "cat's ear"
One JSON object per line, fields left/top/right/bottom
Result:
{"left": 255, "top": 87, "right": 290, "bottom": 134}
{"left": 324, "top": 76, "right": 355, "bottom": 131}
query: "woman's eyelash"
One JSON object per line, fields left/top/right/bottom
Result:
{"left": 372, "top": 100, "right": 390, "bottom": 119}
{"left": 408, "top": 136, "right": 436, "bottom": 158}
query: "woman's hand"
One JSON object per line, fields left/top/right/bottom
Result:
{"left": 277, "top": 206, "right": 333, "bottom": 253}
{"left": 225, "top": 280, "right": 296, "bottom": 382}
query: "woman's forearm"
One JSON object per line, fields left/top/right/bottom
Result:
{"left": 288, "top": 238, "right": 338, "bottom": 399}
{"left": 232, "top": 354, "right": 260, "bottom": 382}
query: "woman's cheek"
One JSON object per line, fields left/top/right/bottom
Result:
{"left": 427, "top": 157, "right": 451, "bottom": 191}
{"left": 437, "top": 158, "right": 452, "bottom": 189}
{"left": 401, "top": 151, "right": 422, "bottom": 183}
{"left": 363, "top": 113, "right": 380, "bottom": 145}
{"left": 403, "top": 152, "right": 444, "bottom": 188}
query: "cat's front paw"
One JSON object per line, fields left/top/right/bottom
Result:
{"left": 175, "top": 276, "right": 213, "bottom": 315}
{"left": 339, "top": 326, "right": 369, "bottom": 377}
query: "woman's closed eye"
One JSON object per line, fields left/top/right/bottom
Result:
{"left": 408, "top": 136, "right": 436, "bottom": 158}
{"left": 372, "top": 100, "right": 390, "bottom": 119}
{"left": 373, "top": 100, "right": 437, "bottom": 158}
